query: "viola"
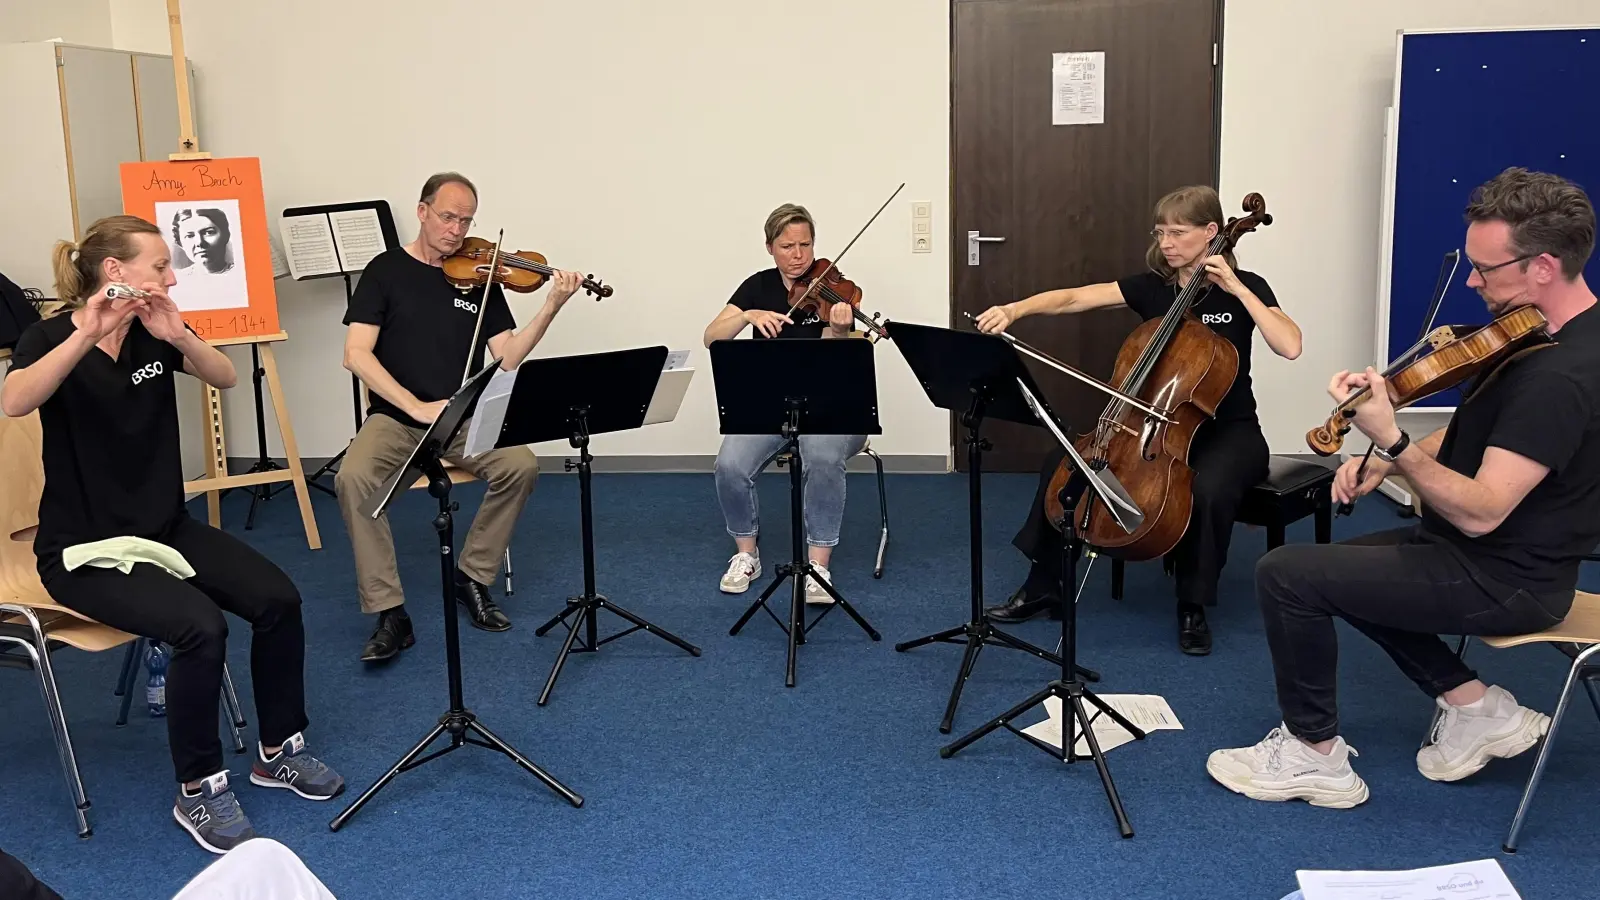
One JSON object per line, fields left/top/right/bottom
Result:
{"left": 442, "top": 236, "right": 612, "bottom": 299}
{"left": 1045, "top": 193, "right": 1273, "bottom": 561}
{"left": 787, "top": 259, "right": 890, "bottom": 342}
{"left": 1306, "top": 303, "right": 1550, "bottom": 456}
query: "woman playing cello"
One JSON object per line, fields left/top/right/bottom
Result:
{"left": 975, "top": 185, "right": 1303, "bottom": 655}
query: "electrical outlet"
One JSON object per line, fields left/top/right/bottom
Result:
{"left": 912, "top": 235, "right": 932, "bottom": 254}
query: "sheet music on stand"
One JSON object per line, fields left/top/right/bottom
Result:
{"left": 279, "top": 200, "right": 400, "bottom": 280}
{"left": 463, "top": 348, "right": 695, "bottom": 457}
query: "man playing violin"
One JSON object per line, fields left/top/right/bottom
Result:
{"left": 702, "top": 203, "right": 864, "bottom": 603}
{"left": 336, "top": 171, "right": 583, "bottom": 662}
{"left": 1210, "top": 168, "right": 1600, "bottom": 809}
{"left": 976, "top": 185, "right": 1303, "bottom": 655}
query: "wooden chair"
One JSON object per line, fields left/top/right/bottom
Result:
{"left": 0, "top": 410, "right": 245, "bottom": 838}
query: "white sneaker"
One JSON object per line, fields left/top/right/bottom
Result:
{"left": 1206, "top": 725, "right": 1370, "bottom": 809}
{"left": 805, "top": 563, "right": 834, "bottom": 605}
{"left": 719, "top": 552, "right": 760, "bottom": 594}
{"left": 1417, "top": 685, "right": 1549, "bottom": 783}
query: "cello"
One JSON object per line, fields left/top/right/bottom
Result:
{"left": 1044, "top": 193, "right": 1273, "bottom": 560}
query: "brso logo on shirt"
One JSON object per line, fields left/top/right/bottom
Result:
{"left": 1200, "top": 312, "right": 1233, "bottom": 325}
{"left": 130, "top": 361, "right": 165, "bottom": 385}
{"left": 453, "top": 297, "right": 479, "bottom": 314}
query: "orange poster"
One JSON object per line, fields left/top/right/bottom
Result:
{"left": 119, "top": 157, "right": 280, "bottom": 343}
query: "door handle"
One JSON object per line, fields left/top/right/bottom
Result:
{"left": 967, "top": 230, "right": 1006, "bottom": 266}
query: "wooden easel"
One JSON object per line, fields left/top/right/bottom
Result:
{"left": 164, "top": 0, "right": 321, "bottom": 550}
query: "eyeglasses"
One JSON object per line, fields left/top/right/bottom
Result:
{"left": 427, "top": 204, "right": 474, "bottom": 230}
{"left": 1467, "top": 253, "right": 1534, "bottom": 277}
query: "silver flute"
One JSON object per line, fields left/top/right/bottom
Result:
{"left": 104, "top": 283, "right": 151, "bottom": 300}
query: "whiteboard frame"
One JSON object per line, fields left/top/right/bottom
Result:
{"left": 1373, "top": 23, "right": 1599, "bottom": 416}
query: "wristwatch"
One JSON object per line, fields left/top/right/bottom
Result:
{"left": 1373, "top": 430, "right": 1410, "bottom": 463}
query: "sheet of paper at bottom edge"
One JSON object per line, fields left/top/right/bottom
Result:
{"left": 1296, "top": 858, "right": 1520, "bottom": 900}
{"left": 1018, "top": 693, "right": 1182, "bottom": 757}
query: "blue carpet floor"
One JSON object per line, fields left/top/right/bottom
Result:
{"left": 1, "top": 470, "right": 1595, "bottom": 899}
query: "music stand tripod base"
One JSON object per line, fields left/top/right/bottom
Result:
{"left": 493, "top": 346, "right": 703, "bottom": 706}
{"left": 330, "top": 361, "right": 581, "bottom": 832}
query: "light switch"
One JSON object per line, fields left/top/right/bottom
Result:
{"left": 912, "top": 201, "right": 932, "bottom": 219}
{"left": 913, "top": 220, "right": 931, "bottom": 234}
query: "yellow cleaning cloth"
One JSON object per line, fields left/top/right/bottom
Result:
{"left": 62, "top": 537, "right": 197, "bottom": 580}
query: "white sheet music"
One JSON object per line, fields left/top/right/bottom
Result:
{"left": 281, "top": 214, "right": 339, "bottom": 279}
{"left": 329, "top": 209, "right": 385, "bottom": 272}
{"left": 1297, "top": 859, "right": 1520, "bottom": 900}
{"left": 463, "top": 368, "right": 518, "bottom": 458}
{"left": 1020, "top": 693, "right": 1182, "bottom": 756}
{"left": 664, "top": 349, "right": 691, "bottom": 371}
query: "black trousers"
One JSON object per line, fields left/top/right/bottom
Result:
{"left": 1013, "top": 417, "right": 1269, "bottom": 609}
{"left": 0, "top": 849, "right": 62, "bottom": 900}
{"left": 40, "top": 516, "right": 309, "bottom": 784}
{"left": 1257, "top": 526, "right": 1572, "bottom": 743}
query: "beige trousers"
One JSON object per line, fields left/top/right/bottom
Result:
{"left": 334, "top": 413, "right": 538, "bottom": 614}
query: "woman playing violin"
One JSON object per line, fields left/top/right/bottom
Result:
{"left": 975, "top": 185, "right": 1303, "bottom": 655}
{"left": 702, "top": 203, "right": 865, "bottom": 602}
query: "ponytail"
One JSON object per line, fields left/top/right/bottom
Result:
{"left": 49, "top": 215, "right": 163, "bottom": 313}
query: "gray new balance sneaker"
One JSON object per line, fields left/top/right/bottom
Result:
{"left": 173, "top": 771, "right": 258, "bottom": 854}
{"left": 249, "top": 732, "right": 345, "bottom": 800}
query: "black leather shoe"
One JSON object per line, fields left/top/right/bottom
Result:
{"left": 360, "top": 610, "right": 414, "bottom": 663}
{"left": 1179, "top": 607, "right": 1212, "bottom": 656}
{"left": 985, "top": 587, "right": 1063, "bottom": 624}
{"left": 456, "top": 576, "right": 511, "bottom": 632}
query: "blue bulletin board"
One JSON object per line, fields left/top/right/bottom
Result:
{"left": 1377, "top": 26, "right": 1600, "bottom": 410}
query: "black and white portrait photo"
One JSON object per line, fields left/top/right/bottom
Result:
{"left": 158, "top": 200, "right": 250, "bottom": 311}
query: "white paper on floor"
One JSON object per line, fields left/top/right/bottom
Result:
{"left": 1019, "top": 693, "right": 1182, "bottom": 757}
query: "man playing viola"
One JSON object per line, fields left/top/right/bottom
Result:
{"left": 702, "top": 203, "right": 864, "bottom": 603}
{"left": 1209, "top": 168, "right": 1600, "bottom": 808}
{"left": 335, "top": 171, "right": 583, "bottom": 662}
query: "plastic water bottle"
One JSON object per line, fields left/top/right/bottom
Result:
{"left": 146, "top": 642, "right": 169, "bottom": 718}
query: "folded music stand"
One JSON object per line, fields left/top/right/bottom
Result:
{"left": 887, "top": 321, "right": 1101, "bottom": 734}
{"left": 331, "top": 359, "right": 582, "bottom": 832}
{"left": 491, "top": 346, "right": 702, "bottom": 706}
{"left": 712, "top": 337, "right": 883, "bottom": 687}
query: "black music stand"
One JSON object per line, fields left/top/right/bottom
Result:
{"left": 938, "top": 367, "right": 1146, "bottom": 839}
{"left": 888, "top": 321, "right": 1097, "bottom": 733}
{"left": 330, "top": 360, "right": 582, "bottom": 832}
{"left": 713, "top": 337, "right": 883, "bottom": 687}
{"left": 489, "top": 346, "right": 703, "bottom": 706}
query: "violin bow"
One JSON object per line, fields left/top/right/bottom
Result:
{"left": 785, "top": 182, "right": 906, "bottom": 319}
{"left": 461, "top": 229, "right": 505, "bottom": 387}
{"left": 1337, "top": 248, "right": 1459, "bottom": 516}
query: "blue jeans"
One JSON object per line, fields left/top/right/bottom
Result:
{"left": 714, "top": 433, "right": 867, "bottom": 548}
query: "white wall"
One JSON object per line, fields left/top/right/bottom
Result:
{"left": 1219, "top": 0, "right": 1599, "bottom": 451}
{"left": 0, "top": 0, "right": 111, "bottom": 46}
{"left": 110, "top": 0, "right": 951, "bottom": 465}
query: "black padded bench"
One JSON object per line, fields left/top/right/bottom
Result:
{"left": 1110, "top": 455, "right": 1338, "bottom": 601}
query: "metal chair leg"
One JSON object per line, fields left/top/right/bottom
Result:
{"left": 1, "top": 605, "right": 92, "bottom": 837}
{"left": 503, "top": 547, "right": 515, "bottom": 597}
{"left": 866, "top": 448, "right": 888, "bottom": 579}
{"left": 221, "top": 662, "right": 247, "bottom": 754}
{"left": 1503, "top": 642, "right": 1600, "bottom": 853}
{"left": 1421, "top": 635, "right": 1471, "bottom": 748}
{"left": 1582, "top": 670, "right": 1600, "bottom": 724}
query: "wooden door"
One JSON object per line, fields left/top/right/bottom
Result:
{"left": 952, "top": 0, "right": 1222, "bottom": 471}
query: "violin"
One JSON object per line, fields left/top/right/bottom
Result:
{"left": 442, "top": 236, "right": 612, "bottom": 299}
{"left": 1045, "top": 193, "right": 1273, "bottom": 561}
{"left": 787, "top": 258, "right": 890, "bottom": 342}
{"left": 1307, "top": 303, "right": 1550, "bottom": 456}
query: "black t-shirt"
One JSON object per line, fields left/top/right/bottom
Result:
{"left": 1421, "top": 303, "right": 1600, "bottom": 594}
{"left": 344, "top": 247, "right": 516, "bottom": 428}
{"left": 9, "top": 314, "right": 188, "bottom": 566}
{"left": 1116, "top": 269, "right": 1280, "bottom": 422}
{"left": 726, "top": 268, "right": 824, "bottom": 339}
